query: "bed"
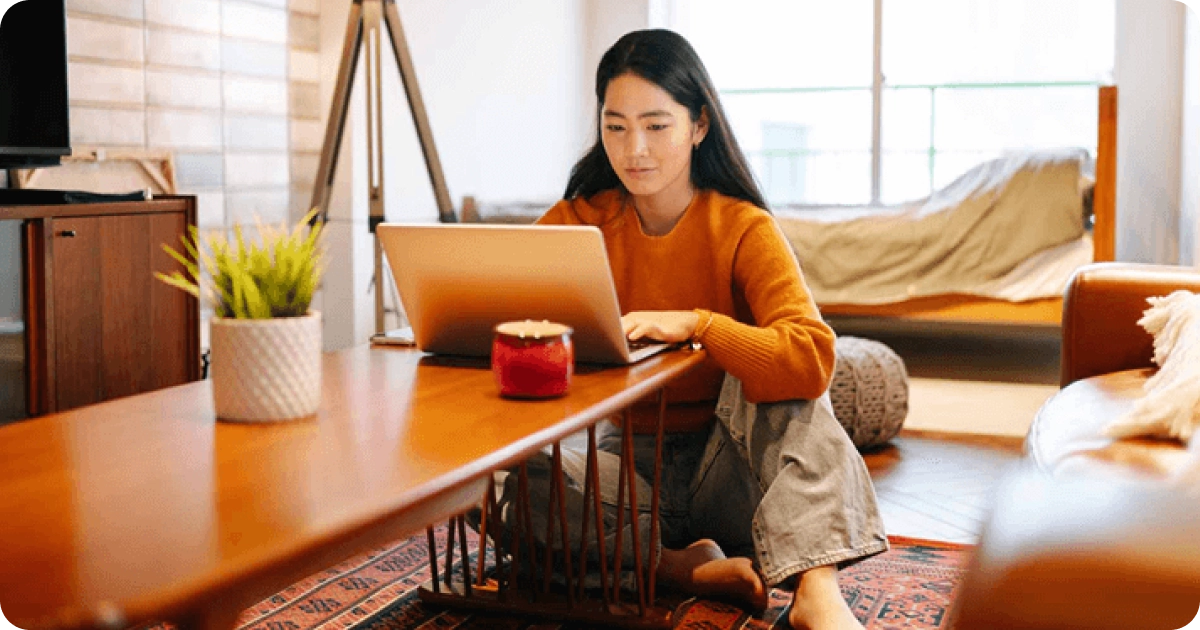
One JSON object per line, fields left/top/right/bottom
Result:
{"left": 465, "top": 86, "right": 1117, "bottom": 329}
{"left": 787, "top": 86, "right": 1117, "bottom": 327}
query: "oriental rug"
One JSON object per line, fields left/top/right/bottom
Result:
{"left": 148, "top": 531, "right": 969, "bottom": 630}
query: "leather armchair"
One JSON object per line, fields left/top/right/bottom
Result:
{"left": 950, "top": 470, "right": 1200, "bottom": 630}
{"left": 1060, "top": 262, "right": 1200, "bottom": 387}
{"left": 1028, "top": 262, "right": 1200, "bottom": 478}
{"left": 951, "top": 262, "right": 1200, "bottom": 629}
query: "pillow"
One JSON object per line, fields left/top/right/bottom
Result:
{"left": 1105, "top": 290, "right": 1200, "bottom": 445}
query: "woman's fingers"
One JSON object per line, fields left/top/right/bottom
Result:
{"left": 621, "top": 314, "right": 647, "bottom": 338}
{"left": 621, "top": 311, "right": 700, "bottom": 343}
{"left": 621, "top": 314, "right": 654, "bottom": 340}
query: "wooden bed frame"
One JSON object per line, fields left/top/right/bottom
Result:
{"left": 819, "top": 85, "right": 1117, "bottom": 328}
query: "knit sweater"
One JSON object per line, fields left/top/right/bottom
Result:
{"left": 538, "top": 188, "right": 836, "bottom": 434}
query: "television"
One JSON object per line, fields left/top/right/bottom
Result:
{"left": 0, "top": 0, "right": 70, "bottom": 169}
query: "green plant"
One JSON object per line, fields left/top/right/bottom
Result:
{"left": 156, "top": 209, "right": 326, "bottom": 319}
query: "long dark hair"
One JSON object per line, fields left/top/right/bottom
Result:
{"left": 563, "top": 29, "right": 768, "bottom": 211}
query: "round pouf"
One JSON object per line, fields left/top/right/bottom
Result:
{"left": 829, "top": 336, "right": 909, "bottom": 450}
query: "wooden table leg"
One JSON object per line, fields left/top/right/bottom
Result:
{"left": 476, "top": 485, "right": 490, "bottom": 587}
{"left": 611, "top": 412, "right": 630, "bottom": 606}
{"left": 622, "top": 417, "right": 647, "bottom": 616}
{"left": 417, "top": 396, "right": 674, "bottom": 629}
{"left": 518, "top": 461, "right": 539, "bottom": 602}
{"left": 457, "top": 515, "right": 472, "bottom": 597}
{"left": 443, "top": 516, "right": 456, "bottom": 589}
{"left": 426, "top": 527, "right": 440, "bottom": 593}
{"left": 552, "top": 442, "right": 576, "bottom": 607}
{"left": 649, "top": 388, "right": 666, "bottom": 606}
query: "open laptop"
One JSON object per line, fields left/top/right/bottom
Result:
{"left": 376, "top": 223, "right": 674, "bottom": 365}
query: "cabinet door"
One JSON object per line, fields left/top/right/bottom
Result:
{"left": 144, "top": 211, "right": 194, "bottom": 392}
{"left": 49, "top": 212, "right": 195, "bottom": 412}
{"left": 99, "top": 211, "right": 193, "bottom": 398}
{"left": 50, "top": 216, "right": 105, "bottom": 411}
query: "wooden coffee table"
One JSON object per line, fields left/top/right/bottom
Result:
{"left": 0, "top": 344, "right": 706, "bottom": 630}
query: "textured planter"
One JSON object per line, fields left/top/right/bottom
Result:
{"left": 210, "top": 311, "right": 322, "bottom": 422}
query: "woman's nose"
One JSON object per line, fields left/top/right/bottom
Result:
{"left": 629, "top": 131, "right": 649, "bottom": 157}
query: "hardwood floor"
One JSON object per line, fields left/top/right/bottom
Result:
{"left": 832, "top": 322, "right": 1056, "bottom": 544}
{"left": 865, "top": 429, "right": 1026, "bottom": 545}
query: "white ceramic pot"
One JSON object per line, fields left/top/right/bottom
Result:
{"left": 209, "top": 311, "right": 322, "bottom": 422}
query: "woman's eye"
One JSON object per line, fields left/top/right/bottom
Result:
{"left": 648, "top": 124, "right": 668, "bottom": 131}
{"left": 605, "top": 124, "right": 624, "bottom": 132}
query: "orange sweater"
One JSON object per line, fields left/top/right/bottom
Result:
{"left": 538, "top": 189, "right": 836, "bottom": 434}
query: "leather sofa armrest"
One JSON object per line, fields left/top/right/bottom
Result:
{"left": 950, "top": 470, "right": 1200, "bottom": 630}
{"left": 1061, "top": 262, "right": 1200, "bottom": 387}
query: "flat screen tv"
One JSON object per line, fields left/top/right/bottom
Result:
{"left": 0, "top": 0, "right": 70, "bottom": 169}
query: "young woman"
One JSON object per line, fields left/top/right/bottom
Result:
{"left": 500, "top": 29, "right": 887, "bottom": 630}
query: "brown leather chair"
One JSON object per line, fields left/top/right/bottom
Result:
{"left": 1027, "top": 262, "right": 1200, "bottom": 479}
{"left": 951, "top": 263, "right": 1200, "bottom": 630}
{"left": 950, "top": 470, "right": 1200, "bottom": 630}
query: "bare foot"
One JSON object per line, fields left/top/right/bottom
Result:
{"left": 787, "top": 565, "right": 863, "bottom": 630}
{"left": 657, "top": 539, "right": 768, "bottom": 611}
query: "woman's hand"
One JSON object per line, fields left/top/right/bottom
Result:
{"left": 621, "top": 310, "right": 700, "bottom": 343}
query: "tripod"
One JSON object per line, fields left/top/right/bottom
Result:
{"left": 310, "top": 0, "right": 456, "bottom": 335}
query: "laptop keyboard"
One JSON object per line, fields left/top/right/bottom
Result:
{"left": 628, "top": 339, "right": 657, "bottom": 350}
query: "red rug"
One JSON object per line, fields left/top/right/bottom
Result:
{"left": 153, "top": 530, "right": 969, "bottom": 630}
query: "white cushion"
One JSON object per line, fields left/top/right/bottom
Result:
{"left": 1105, "top": 290, "right": 1200, "bottom": 445}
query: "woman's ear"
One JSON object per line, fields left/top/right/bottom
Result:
{"left": 693, "top": 106, "right": 710, "bottom": 147}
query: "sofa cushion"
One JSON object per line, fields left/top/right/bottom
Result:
{"left": 1027, "top": 368, "right": 1193, "bottom": 479}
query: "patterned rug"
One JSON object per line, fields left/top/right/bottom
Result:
{"left": 151, "top": 529, "right": 969, "bottom": 630}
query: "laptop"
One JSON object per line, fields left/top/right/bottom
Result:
{"left": 376, "top": 223, "right": 674, "bottom": 365}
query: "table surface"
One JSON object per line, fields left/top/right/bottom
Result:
{"left": 0, "top": 344, "right": 707, "bottom": 630}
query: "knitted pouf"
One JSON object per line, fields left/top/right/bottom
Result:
{"left": 829, "top": 336, "right": 909, "bottom": 450}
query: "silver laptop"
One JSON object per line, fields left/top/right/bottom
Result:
{"left": 376, "top": 223, "right": 673, "bottom": 365}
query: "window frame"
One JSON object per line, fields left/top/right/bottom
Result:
{"left": 657, "top": 0, "right": 1110, "bottom": 207}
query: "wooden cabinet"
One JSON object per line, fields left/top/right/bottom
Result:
{"left": 2, "top": 196, "right": 200, "bottom": 416}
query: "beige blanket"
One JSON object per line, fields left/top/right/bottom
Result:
{"left": 777, "top": 150, "right": 1087, "bottom": 305}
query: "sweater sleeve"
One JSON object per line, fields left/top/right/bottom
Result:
{"left": 692, "top": 215, "right": 836, "bottom": 402}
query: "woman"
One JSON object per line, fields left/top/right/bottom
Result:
{"left": 503, "top": 29, "right": 887, "bottom": 630}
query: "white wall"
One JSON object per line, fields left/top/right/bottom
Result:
{"left": 381, "top": 1, "right": 589, "bottom": 216}
{"left": 317, "top": 0, "right": 591, "bottom": 349}
{"left": 63, "top": 0, "right": 320, "bottom": 232}
{"left": 1181, "top": 1, "right": 1200, "bottom": 266}
{"left": 582, "top": 0, "right": 651, "bottom": 136}
{"left": 1115, "top": 0, "right": 1186, "bottom": 264}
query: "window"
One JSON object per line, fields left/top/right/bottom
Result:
{"left": 654, "top": 0, "right": 1115, "bottom": 206}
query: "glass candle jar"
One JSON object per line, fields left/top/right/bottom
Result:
{"left": 491, "top": 320, "right": 574, "bottom": 398}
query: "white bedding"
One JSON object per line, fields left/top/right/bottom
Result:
{"left": 971, "top": 233, "right": 1092, "bottom": 302}
{"left": 776, "top": 205, "right": 1094, "bottom": 303}
{"left": 776, "top": 150, "right": 1090, "bottom": 306}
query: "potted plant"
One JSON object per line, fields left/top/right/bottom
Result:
{"left": 157, "top": 210, "right": 326, "bottom": 422}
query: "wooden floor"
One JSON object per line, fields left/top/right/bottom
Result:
{"left": 864, "top": 429, "right": 1025, "bottom": 545}
{"left": 831, "top": 321, "right": 1054, "bottom": 545}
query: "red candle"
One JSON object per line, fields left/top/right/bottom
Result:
{"left": 492, "top": 320, "right": 574, "bottom": 399}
